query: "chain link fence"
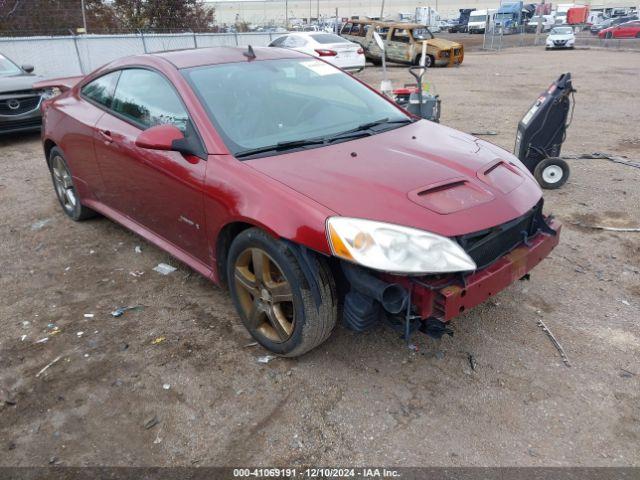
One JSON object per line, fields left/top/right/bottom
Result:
{"left": 0, "top": 31, "right": 282, "bottom": 78}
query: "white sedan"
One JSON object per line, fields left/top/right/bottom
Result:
{"left": 268, "top": 32, "right": 365, "bottom": 71}
{"left": 545, "top": 26, "right": 576, "bottom": 49}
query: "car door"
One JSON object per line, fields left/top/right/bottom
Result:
{"left": 93, "top": 68, "right": 209, "bottom": 262}
{"left": 387, "top": 28, "right": 412, "bottom": 63}
{"left": 61, "top": 71, "right": 121, "bottom": 202}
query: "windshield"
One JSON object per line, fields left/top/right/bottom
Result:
{"left": 412, "top": 27, "right": 434, "bottom": 40}
{"left": 184, "top": 58, "right": 409, "bottom": 158}
{"left": 495, "top": 13, "right": 513, "bottom": 20}
{"left": 551, "top": 27, "right": 573, "bottom": 34}
{"left": 469, "top": 14, "right": 488, "bottom": 22}
{"left": 0, "top": 54, "right": 23, "bottom": 77}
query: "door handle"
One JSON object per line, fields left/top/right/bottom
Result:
{"left": 99, "top": 129, "right": 113, "bottom": 143}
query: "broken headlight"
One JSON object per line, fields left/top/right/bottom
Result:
{"left": 327, "top": 217, "right": 477, "bottom": 275}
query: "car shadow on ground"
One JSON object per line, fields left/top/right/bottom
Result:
{"left": 0, "top": 130, "right": 41, "bottom": 148}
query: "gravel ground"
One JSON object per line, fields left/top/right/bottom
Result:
{"left": 1, "top": 47, "right": 639, "bottom": 467}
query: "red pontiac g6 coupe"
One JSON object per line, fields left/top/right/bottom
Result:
{"left": 38, "top": 47, "right": 561, "bottom": 356}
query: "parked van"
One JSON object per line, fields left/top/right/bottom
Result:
{"left": 467, "top": 9, "right": 496, "bottom": 33}
{"left": 340, "top": 20, "right": 463, "bottom": 67}
{"left": 526, "top": 14, "right": 555, "bottom": 32}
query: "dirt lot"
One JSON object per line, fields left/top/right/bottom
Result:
{"left": 1, "top": 47, "right": 639, "bottom": 467}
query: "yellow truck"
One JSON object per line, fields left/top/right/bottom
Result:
{"left": 340, "top": 20, "right": 464, "bottom": 67}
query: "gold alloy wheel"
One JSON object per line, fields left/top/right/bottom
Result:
{"left": 234, "top": 247, "right": 295, "bottom": 343}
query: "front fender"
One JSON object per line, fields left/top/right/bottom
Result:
{"left": 203, "top": 154, "right": 336, "bottom": 279}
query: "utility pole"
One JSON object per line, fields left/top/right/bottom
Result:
{"left": 80, "top": 0, "right": 87, "bottom": 33}
{"left": 380, "top": 0, "right": 385, "bottom": 20}
{"left": 285, "top": 0, "right": 288, "bottom": 28}
{"left": 317, "top": 0, "right": 320, "bottom": 22}
{"left": 534, "top": 0, "right": 544, "bottom": 45}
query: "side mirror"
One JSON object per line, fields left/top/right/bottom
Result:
{"left": 135, "top": 124, "right": 185, "bottom": 151}
{"left": 135, "top": 124, "right": 206, "bottom": 160}
{"left": 21, "top": 64, "right": 35, "bottom": 73}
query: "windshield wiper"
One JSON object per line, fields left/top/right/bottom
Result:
{"left": 235, "top": 137, "right": 326, "bottom": 158}
{"left": 325, "top": 117, "right": 414, "bottom": 143}
{"left": 234, "top": 117, "right": 414, "bottom": 158}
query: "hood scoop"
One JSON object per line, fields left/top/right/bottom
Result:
{"left": 408, "top": 178, "right": 494, "bottom": 214}
{"left": 477, "top": 160, "right": 524, "bottom": 194}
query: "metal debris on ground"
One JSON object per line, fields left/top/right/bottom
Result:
{"left": 470, "top": 130, "right": 498, "bottom": 136}
{"left": 153, "top": 263, "right": 177, "bottom": 275}
{"left": 563, "top": 152, "right": 640, "bottom": 170}
{"left": 30, "top": 218, "right": 52, "bottom": 231}
{"left": 111, "top": 305, "right": 145, "bottom": 317}
{"left": 257, "top": 355, "right": 276, "bottom": 364}
{"left": 243, "top": 341, "right": 258, "bottom": 348}
{"left": 143, "top": 415, "right": 159, "bottom": 430}
{"left": 620, "top": 369, "right": 634, "bottom": 378}
{"left": 20, "top": 335, "right": 27, "bottom": 341}
{"left": 151, "top": 336, "right": 166, "bottom": 345}
{"left": 162, "top": 383, "right": 171, "bottom": 390}
{"left": 83, "top": 313, "right": 94, "bottom": 318}
{"left": 467, "top": 353, "right": 476, "bottom": 371}
{"left": 621, "top": 300, "right": 630, "bottom": 306}
{"left": 36, "top": 355, "right": 62, "bottom": 378}
{"left": 134, "top": 246, "right": 142, "bottom": 253}
{"left": 571, "top": 220, "right": 640, "bottom": 232}
{"left": 129, "top": 270, "right": 144, "bottom": 277}
{"left": 537, "top": 319, "right": 571, "bottom": 367}
{"left": 35, "top": 337, "right": 49, "bottom": 344}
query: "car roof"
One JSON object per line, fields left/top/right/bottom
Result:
{"left": 150, "top": 46, "right": 305, "bottom": 69}
{"left": 285, "top": 31, "right": 336, "bottom": 36}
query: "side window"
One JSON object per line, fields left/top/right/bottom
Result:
{"left": 390, "top": 29, "right": 411, "bottom": 43}
{"left": 81, "top": 71, "right": 120, "bottom": 108}
{"left": 342, "top": 23, "right": 353, "bottom": 34}
{"left": 351, "top": 23, "right": 361, "bottom": 35}
{"left": 376, "top": 26, "right": 390, "bottom": 38}
{"left": 111, "top": 69, "right": 189, "bottom": 131}
{"left": 361, "top": 25, "right": 370, "bottom": 36}
{"left": 286, "top": 36, "right": 307, "bottom": 47}
{"left": 270, "top": 36, "right": 287, "bottom": 47}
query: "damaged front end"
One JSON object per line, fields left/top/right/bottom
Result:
{"left": 340, "top": 200, "right": 561, "bottom": 338}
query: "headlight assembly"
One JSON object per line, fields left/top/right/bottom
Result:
{"left": 326, "top": 217, "right": 477, "bottom": 275}
{"left": 41, "top": 87, "right": 62, "bottom": 100}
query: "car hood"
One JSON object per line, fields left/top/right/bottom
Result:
{"left": 246, "top": 120, "right": 542, "bottom": 237}
{"left": 422, "top": 38, "right": 462, "bottom": 49}
{"left": 0, "top": 74, "right": 42, "bottom": 94}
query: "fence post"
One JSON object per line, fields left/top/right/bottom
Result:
{"left": 235, "top": 31, "right": 239, "bottom": 46}
{"left": 139, "top": 29, "right": 148, "bottom": 53}
{"left": 192, "top": 30, "right": 198, "bottom": 48}
{"left": 69, "top": 29, "right": 86, "bottom": 75}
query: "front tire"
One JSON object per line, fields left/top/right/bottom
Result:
{"left": 227, "top": 228, "right": 337, "bottom": 357}
{"left": 534, "top": 157, "right": 570, "bottom": 189}
{"left": 48, "top": 147, "right": 97, "bottom": 221}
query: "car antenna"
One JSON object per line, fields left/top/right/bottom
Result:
{"left": 243, "top": 45, "right": 256, "bottom": 60}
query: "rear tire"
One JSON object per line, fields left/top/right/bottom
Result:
{"left": 534, "top": 157, "right": 570, "bottom": 189}
{"left": 414, "top": 54, "right": 434, "bottom": 67}
{"left": 226, "top": 228, "right": 338, "bottom": 357}
{"left": 48, "top": 147, "right": 97, "bottom": 221}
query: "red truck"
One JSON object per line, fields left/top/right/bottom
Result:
{"left": 567, "top": 6, "right": 590, "bottom": 24}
